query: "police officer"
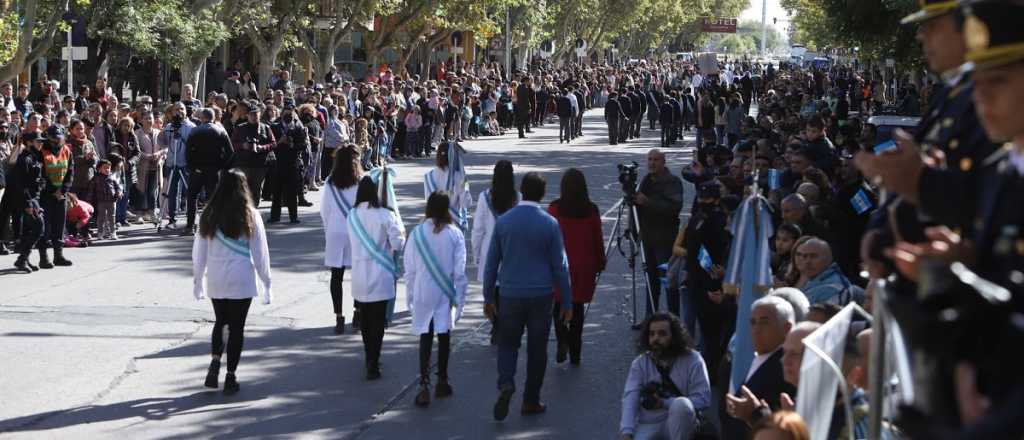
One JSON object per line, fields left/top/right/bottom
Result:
{"left": 230, "top": 100, "right": 275, "bottom": 205}
{"left": 269, "top": 104, "right": 308, "bottom": 224}
{"left": 12, "top": 132, "right": 45, "bottom": 273}
{"left": 855, "top": 0, "right": 999, "bottom": 270}
{"left": 37, "top": 125, "right": 74, "bottom": 268}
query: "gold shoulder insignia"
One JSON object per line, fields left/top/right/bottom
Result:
{"left": 965, "top": 15, "right": 991, "bottom": 52}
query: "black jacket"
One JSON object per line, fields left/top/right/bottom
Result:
{"left": 720, "top": 349, "right": 795, "bottom": 440}
{"left": 185, "top": 123, "right": 234, "bottom": 170}
{"left": 14, "top": 147, "right": 45, "bottom": 210}
{"left": 604, "top": 98, "right": 626, "bottom": 122}
{"left": 272, "top": 120, "right": 309, "bottom": 168}
{"left": 659, "top": 101, "right": 675, "bottom": 125}
{"left": 557, "top": 95, "right": 573, "bottom": 118}
{"left": 637, "top": 171, "right": 684, "bottom": 243}
{"left": 231, "top": 121, "right": 275, "bottom": 167}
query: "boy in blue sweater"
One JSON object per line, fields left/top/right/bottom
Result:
{"left": 484, "top": 171, "right": 573, "bottom": 421}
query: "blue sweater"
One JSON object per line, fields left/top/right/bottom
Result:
{"left": 483, "top": 202, "right": 572, "bottom": 309}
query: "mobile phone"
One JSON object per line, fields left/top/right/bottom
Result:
{"left": 874, "top": 140, "right": 896, "bottom": 155}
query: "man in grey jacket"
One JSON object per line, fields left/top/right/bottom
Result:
{"left": 621, "top": 313, "right": 711, "bottom": 440}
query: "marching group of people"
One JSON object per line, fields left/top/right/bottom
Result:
{"left": 8, "top": 0, "right": 1024, "bottom": 437}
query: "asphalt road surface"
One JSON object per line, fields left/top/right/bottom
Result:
{"left": 0, "top": 110, "right": 697, "bottom": 439}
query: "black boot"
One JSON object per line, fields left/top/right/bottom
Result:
{"left": 352, "top": 309, "right": 361, "bottom": 333}
{"left": 53, "top": 248, "right": 72, "bottom": 266}
{"left": 414, "top": 376, "right": 431, "bottom": 407}
{"left": 14, "top": 255, "right": 32, "bottom": 273}
{"left": 223, "top": 372, "right": 239, "bottom": 395}
{"left": 38, "top": 248, "right": 54, "bottom": 269}
{"left": 334, "top": 316, "right": 346, "bottom": 335}
{"left": 435, "top": 375, "right": 453, "bottom": 398}
{"left": 205, "top": 359, "right": 221, "bottom": 388}
{"left": 366, "top": 360, "right": 381, "bottom": 380}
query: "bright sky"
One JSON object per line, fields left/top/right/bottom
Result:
{"left": 740, "top": 0, "right": 788, "bottom": 34}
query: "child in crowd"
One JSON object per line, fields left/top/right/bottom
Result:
{"left": 66, "top": 197, "right": 94, "bottom": 246}
{"left": 88, "top": 158, "right": 123, "bottom": 240}
{"left": 772, "top": 223, "right": 803, "bottom": 286}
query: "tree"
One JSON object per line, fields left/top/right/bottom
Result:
{"left": 0, "top": 0, "right": 72, "bottom": 84}
{"left": 236, "top": 0, "right": 305, "bottom": 95}
{"left": 780, "top": 0, "right": 919, "bottom": 64}
{"left": 298, "top": 0, "right": 378, "bottom": 82}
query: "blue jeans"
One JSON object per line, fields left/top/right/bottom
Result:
{"left": 497, "top": 295, "right": 554, "bottom": 404}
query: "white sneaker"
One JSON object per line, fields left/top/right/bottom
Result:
{"left": 109, "top": 234, "right": 119, "bottom": 241}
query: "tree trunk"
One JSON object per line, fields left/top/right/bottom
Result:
{"left": 180, "top": 55, "right": 205, "bottom": 94}
{"left": 256, "top": 46, "right": 282, "bottom": 96}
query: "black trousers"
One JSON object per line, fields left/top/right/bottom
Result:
{"left": 16, "top": 210, "right": 44, "bottom": 256}
{"left": 329, "top": 267, "right": 346, "bottom": 314}
{"left": 552, "top": 302, "right": 586, "bottom": 362}
{"left": 270, "top": 167, "right": 299, "bottom": 221}
{"left": 607, "top": 120, "right": 619, "bottom": 145}
{"left": 560, "top": 116, "right": 572, "bottom": 142}
{"left": 516, "top": 113, "right": 529, "bottom": 138}
{"left": 241, "top": 167, "right": 267, "bottom": 208}
{"left": 211, "top": 298, "right": 253, "bottom": 372}
{"left": 618, "top": 117, "right": 630, "bottom": 142}
{"left": 359, "top": 299, "right": 389, "bottom": 370}
{"left": 186, "top": 167, "right": 220, "bottom": 228}
{"left": 418, "top": 320, "right": 451, "bottom": 379}
{"left": 0, "top": 192, "right": 22, "bottom": 243}
{"left": 632, "top": 113, "right": 642, "bottom": 138}
{"left": 574, "top": 113, "right": 583, "bottom": 136}
{"left": 692, "top": 278, "right": 736, "bottom": 385}
{"left": 661, "top": 125, "right": 672, "bottom": 147}
{"left": 643, "top": 240, "right": 674, "bottom": 317}
{"left": 38, "top": 194, "right": 66, "bottom": 250}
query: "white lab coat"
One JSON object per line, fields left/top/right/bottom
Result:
{"left": 347, "top": 202, "right": 405, "bottom": 303}
{"left": 192, "top": 207, "right": 272, "bottom": 304}
{"left": 470, "top": 189, "right": 520, "bottom": 282}
{"left": 320, "top": 183, "right": 358, "bottom": 268}
{"left": 423, "top": 167, "right": 472, "bottom": 225}
{"left": 404, "top": 219, "right": 468, "bottom": 335}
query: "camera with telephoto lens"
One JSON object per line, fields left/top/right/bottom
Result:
{"left": 618, "top": 161, "right": 639, "bottom": 200}
{"left": 640, "top": 381, "right": 676, "bottom": 410}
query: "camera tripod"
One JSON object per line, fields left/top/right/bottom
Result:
{"left": 601, "top": 195, "right": 657, "bottom": 328}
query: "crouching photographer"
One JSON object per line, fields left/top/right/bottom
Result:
{"left": 620, "top": 313, "right": 711, "bottom": 440}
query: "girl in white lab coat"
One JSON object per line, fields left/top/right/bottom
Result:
{"left": 423, "top": 143, "right": 472, "bottom": 231}
{"left": 192, "top": 169, "right": 272, "bottom": 395}
{"left": 470, "top": 160, "right": 519, "bottom": 345}
{"left": 405, "top": 191, "right": 469, "bottom": 407}
{"left": 348, "top": 176, "right": 405, "bottom": 380}
{"left": 320, "top": 145, "right": 361, "bottom": 334}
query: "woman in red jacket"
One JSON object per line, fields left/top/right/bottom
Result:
{"left": 548, "top": 168, "right": 606, "bottom": 365}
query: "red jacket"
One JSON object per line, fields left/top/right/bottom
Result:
{"left": 548, "top": 201, "right": 606, "bottom": 303}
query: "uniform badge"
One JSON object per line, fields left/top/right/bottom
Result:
{"left": 965, "top": 15, "right": 991, "bottom": 52}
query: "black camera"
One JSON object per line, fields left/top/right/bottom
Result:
{"left": 618, "top": 161, "right": 639, "bottom": 198}
{"left": 640, "top": 381, "right": 675, "bottom": 410}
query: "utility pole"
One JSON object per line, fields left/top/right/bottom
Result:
{"left": 66, "top": 23, "right": 74, "bottom": 95}
{"left": 504, "top": 6, "right": 512, "bottom": 75}
{"left": 760, "top": 0, "right": 768, "bottom": 56}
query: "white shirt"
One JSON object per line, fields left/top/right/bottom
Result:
{"left": 320, "top": 183, "right": 358, "bottom": 268}
{"left": 745, "top": 347, "right": 780, "bottom": 382}
{"left": 347, "top": 202, "right": 405, "bottom": 303}
{"left": 567, "top": 93, "right": 579, "bottom": 116}
{"left": 471, "top": 189, "right": 519, "bottom": 282}
{"left": 192, "top": 207, "right": 273, "bottom": 304}
{"left": 404, "top": 219, "right": 469, "bottom": 335}
{"left": 424, "top": 167, "right": 473, "bottom": 220}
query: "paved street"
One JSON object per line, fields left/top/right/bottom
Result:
{"left": 0, "top": 110, "right": 696, "bottom": 439}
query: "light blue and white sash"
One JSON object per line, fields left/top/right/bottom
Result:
{"left": 348, "top": 208, "right": 398, "bottom": 277}
{"left": 370, "top": 167, "right": 399, "bottom": 212}
{"left": 425, "top": 170, "right": 467, "bottom": 231}
{"left": 326, "top": 181, "right": 353, "bottom": 217}
{"left": 412, "top": 225, "right": 458, "bottom": 305}
{"left": 216, "top": 230, "right": 251, "bottom": 259}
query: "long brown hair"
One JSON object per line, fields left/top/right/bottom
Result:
{"left": 556, "top": 168, "right": 596, "bottom": 218}
{"left": 330, "top": 144, "right": 362, "bottom": 188}
{"left": 750, "top": 411, "right": 810, "bottom": 440}
{"left": 425, "top": 191, "right": 453, "bottom": 233}
{"left": 199, "top": 169, "right": 255, "bottom": 239}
